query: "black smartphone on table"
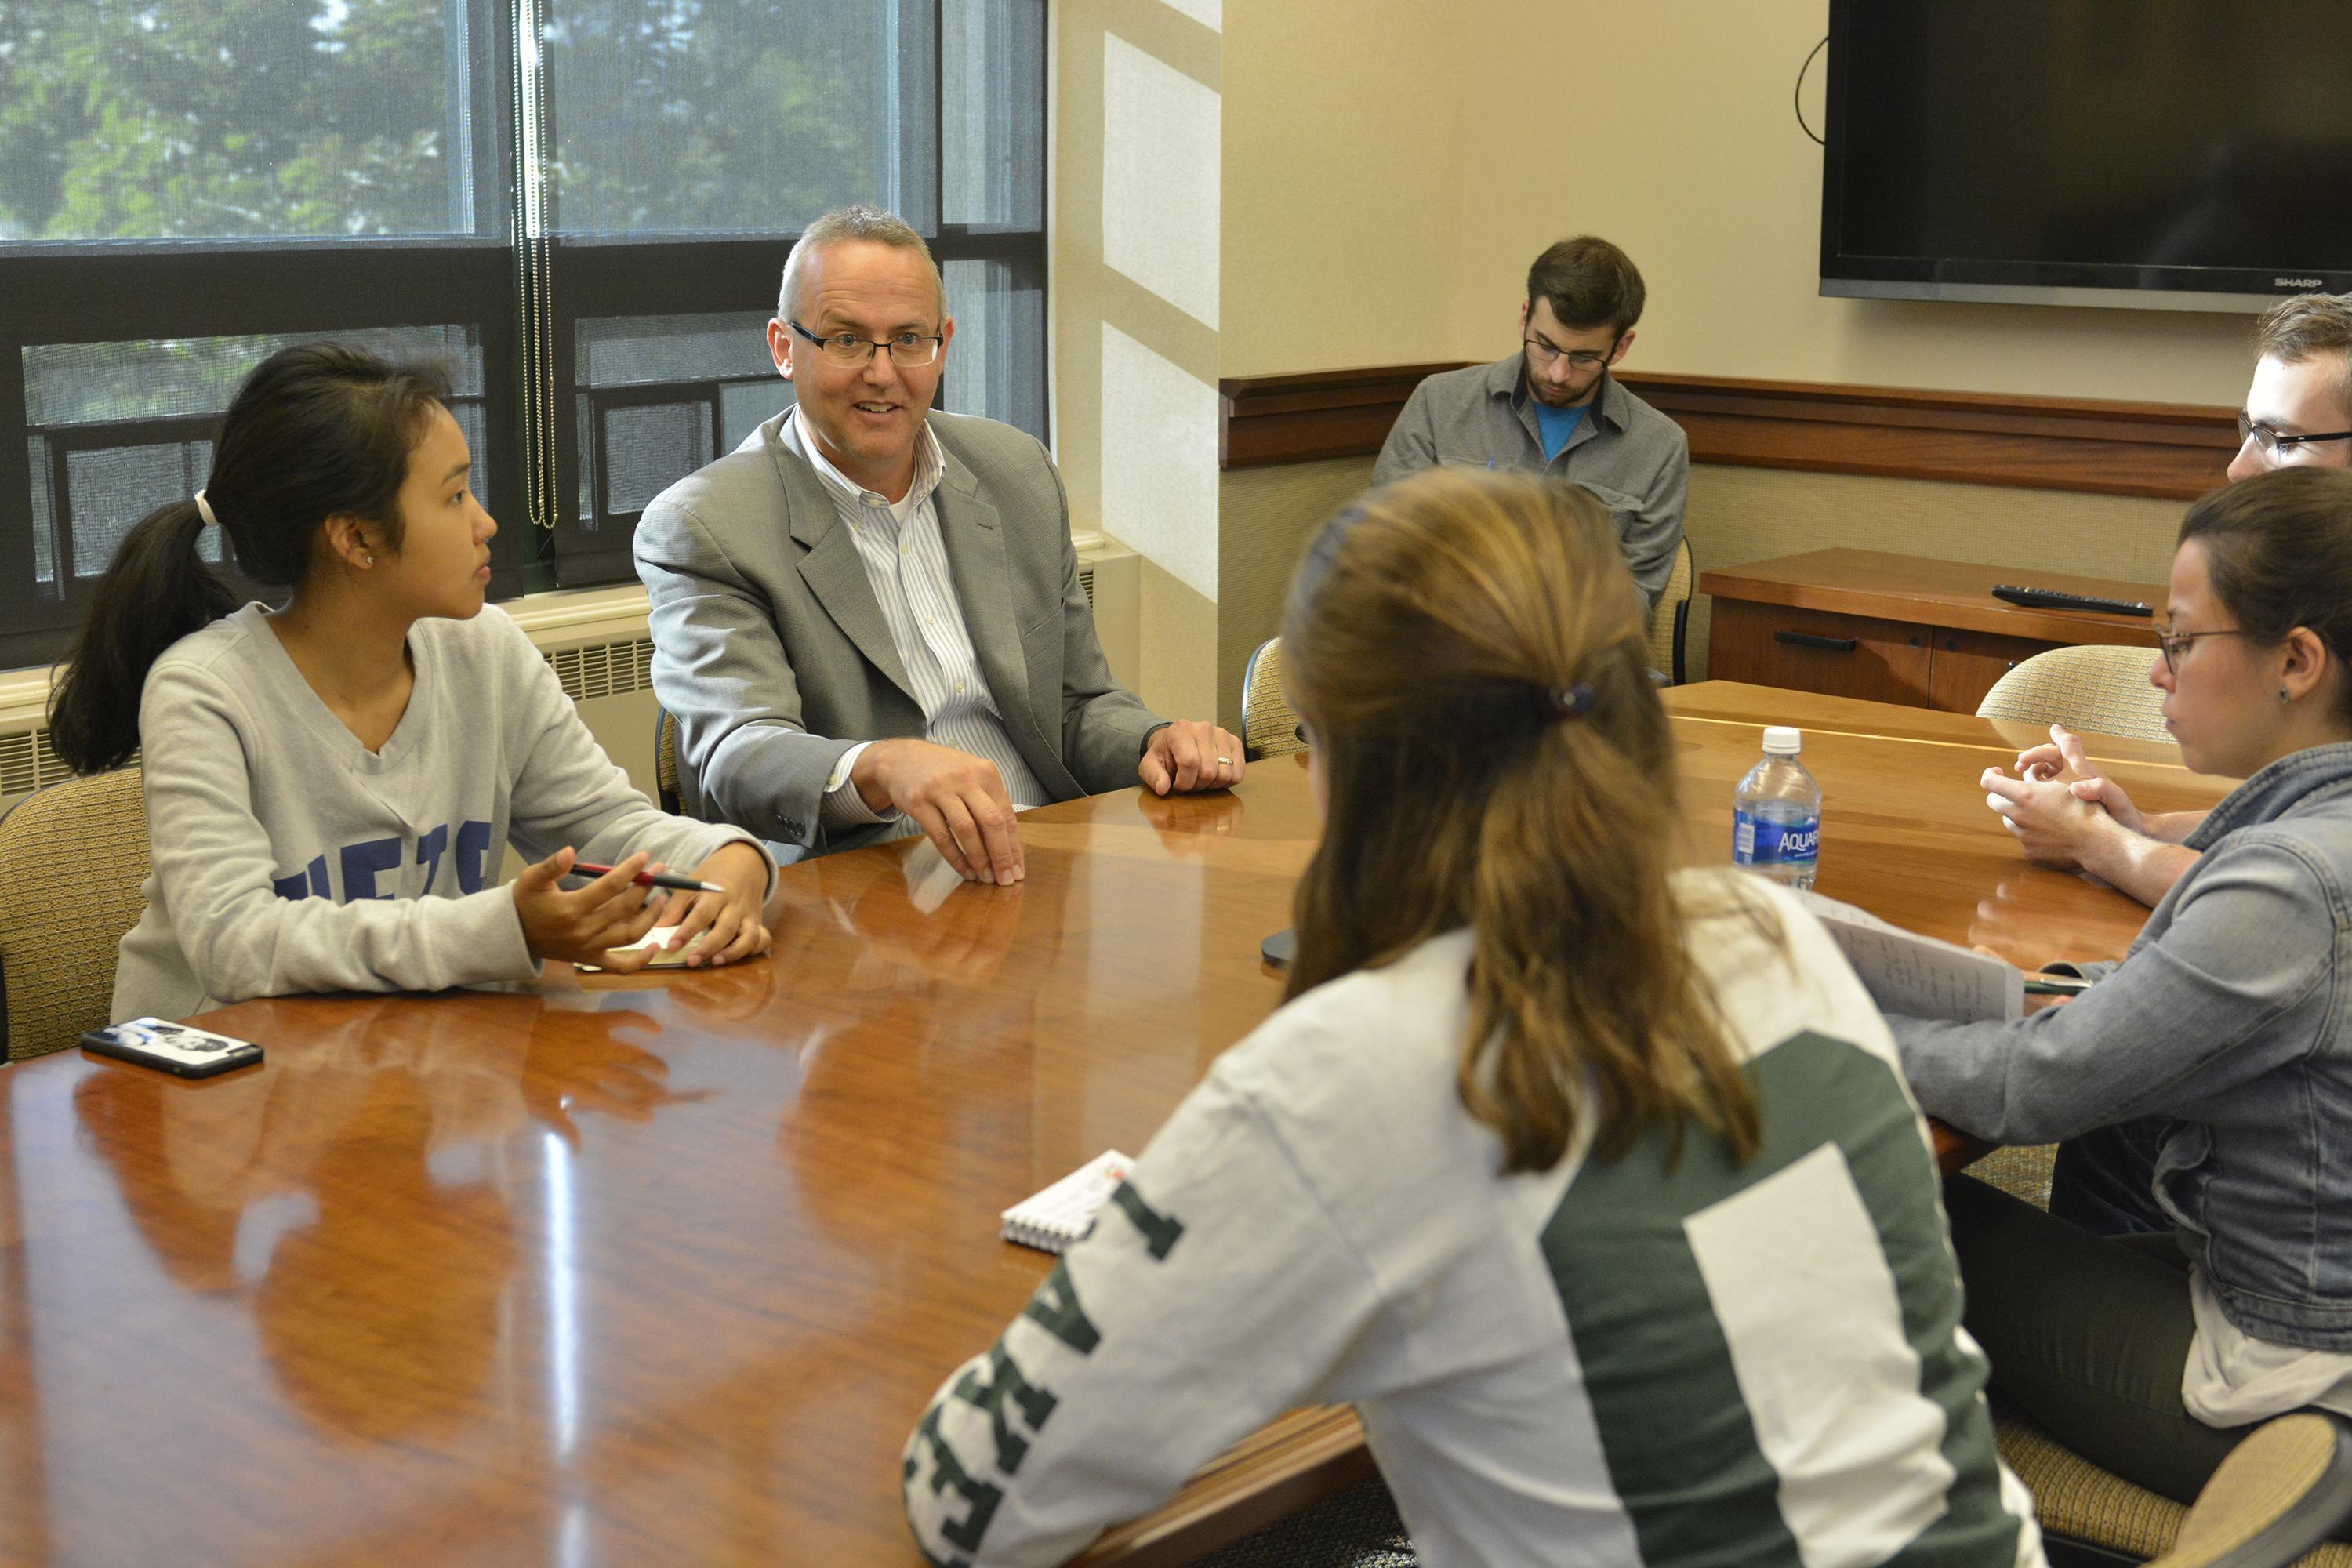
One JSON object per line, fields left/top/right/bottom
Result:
{"left": 81, "top": 1018, "right": 265, "bottom": 1078}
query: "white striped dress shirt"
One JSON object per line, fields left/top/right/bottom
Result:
{"left": 781, "top": 409, "right": 1050, "bottom": 833}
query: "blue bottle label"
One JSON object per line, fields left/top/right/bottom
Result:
{"left": 1733, "top": 809, "right": 1819, "bottom": 866}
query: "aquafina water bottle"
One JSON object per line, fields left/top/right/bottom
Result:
{"left": 1732, "top": 726, "right": 1821, "bottom": 890}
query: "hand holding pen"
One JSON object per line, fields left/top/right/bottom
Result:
{"left": 512, "top": 848, "right": 674, "bottom": 971}
{"left": 514, "top": 845, "right": 772, "bottom": 971}
{"left": 566, "top": 860, "right": 725, "bottom": 894}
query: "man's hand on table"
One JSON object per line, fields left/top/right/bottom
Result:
{"left": 852, "top": 738, "right": 1026, "bottom": 886}
{"left": 1140, "top": 720, "right": 1247, "bottom": 797}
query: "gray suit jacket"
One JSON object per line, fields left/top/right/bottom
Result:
{"left": 633, "top": 408, "right": 1163, "bottom": 854}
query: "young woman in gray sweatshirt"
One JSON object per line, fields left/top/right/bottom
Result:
{"left": 49, "top": 344, "right": 775, "bottom": 1022}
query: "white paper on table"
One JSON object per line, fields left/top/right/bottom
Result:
{"left": 1796, "top": 890, "right": 2024, "bottom": 1023}
{"left": 574, "top": 924, "right": 702, "bottom": 971}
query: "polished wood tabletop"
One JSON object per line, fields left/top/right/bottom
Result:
{"left": 0, "top": 684, "right": 2235, "bottom": 1567}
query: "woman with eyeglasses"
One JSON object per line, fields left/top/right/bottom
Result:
{"left": 902, "top": 470, "right": 2043, "bottom": 1568}
{"left": 1890, "top": 466, "right": 2352, "bottom": 1511}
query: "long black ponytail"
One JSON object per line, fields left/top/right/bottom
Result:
{"left": 49, "top": 344, "right": 452, "bottom": 773}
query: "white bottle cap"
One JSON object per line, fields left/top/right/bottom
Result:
{"left": 1762, "top": 726, "right": 1802, "bottom": 756}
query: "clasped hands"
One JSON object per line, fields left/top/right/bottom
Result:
{"left": 851, "top": 720, "right": 1246, "bottom": 886}
{"left": 512, "top": 841, "right": 773, "bottom": 971}
{"left": 1980, "top": 723, "right": 2147, "bottom": 872}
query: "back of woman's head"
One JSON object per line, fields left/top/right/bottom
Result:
{"left": 49, "top": 343, "right": 452, "bottom": 773}
{"left": 1282, "top": 467, "right": 1759, "bottom": 1173}
{"left": 2178, "top": 466, "right": 2352, "bottom": 721}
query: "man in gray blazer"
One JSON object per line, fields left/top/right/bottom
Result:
{"left": 635, "top": 206, "right": 1243, "bottom": 884}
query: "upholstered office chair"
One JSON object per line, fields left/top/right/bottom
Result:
{"left": 1241, "top": 638, "right": 1305, "bottom": 763}
{"left": 0, "top": 765, "right": 151, "bottom": 1061}
{"left": 2147, "top": 1414, "right": 2352, "bottom": 1567}
{"left": 1966, "top": 1142, "right": 2352, "bottom": 1564}
{"left": 1193, "top": 1475, "right": 1411, "bottom": 1568}
{"left": 654, "top": 704, "right": 682, "bottom": 815}
{"left": 1976, "top": 643, "right": 2172, "bottom": 745}
{"left": 1648, "top": 536, "right": 1696, "bottom": 685}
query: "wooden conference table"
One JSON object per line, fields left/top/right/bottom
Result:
{"left": 0, "top": 684, "right": 2236, "bottom": 1567}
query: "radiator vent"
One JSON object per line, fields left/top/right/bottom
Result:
{"left": 0, "top": 727, "right": 73, "bottom": 797}
{"left": 1078, "top": 562, "right": 1096, "bottom": 608}
{"left": 545, "top": 637, "right": 656, "bottom": 702}
{"left": 0, "top": 635, "right": 658, "bottom": 802}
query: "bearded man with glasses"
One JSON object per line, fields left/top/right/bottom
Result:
{"left": 1373, "top": 234, "right": 1689, "bottom": 613}
{"left": 637, "top": 205, "right": 1240, "bottom": 884}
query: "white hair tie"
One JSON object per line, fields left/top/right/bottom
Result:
{"left": 193, "top": 489, "right": 220, "bottom": 529}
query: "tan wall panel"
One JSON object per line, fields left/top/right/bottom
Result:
{"left": 1215, "top": 456, "right": 1377, "bottom": 730}
{"left": 1054, "top": 1, "right": 1224, "bottom": 719}
{"left": 1219, "top": 3, "right": 1471, "bottom": 377}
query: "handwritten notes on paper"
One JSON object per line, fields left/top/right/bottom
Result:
{"left": 1797, "top": 891, "right": 2024, "bottom": 1022}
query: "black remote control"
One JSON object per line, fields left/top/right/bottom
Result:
{"left": 1990, "top": 584, "right": 2154, "bottom": 617}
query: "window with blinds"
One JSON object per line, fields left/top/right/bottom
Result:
{"left": 0, "top": 0, "right": 1047, "bottom": 662}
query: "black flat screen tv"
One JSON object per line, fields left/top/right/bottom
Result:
{"left": 1820, "top": 0, "right": 2352, "bottom": 311}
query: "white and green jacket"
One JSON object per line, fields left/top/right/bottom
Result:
{"left": 904, "top": 872, "right": 2045, "bottom": 1568}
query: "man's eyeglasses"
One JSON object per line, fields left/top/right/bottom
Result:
{"left": 1523, "top": 335, "right": 1619, "bottom": 372}
{"left": 2235, "top": 410, "right": 2352, "bottom": 459}
{"left": 788, "top": 319, "right": 945, "bottom": 368}
{"left": 2155, "top": 622, "right": 2250, "bottom": 674}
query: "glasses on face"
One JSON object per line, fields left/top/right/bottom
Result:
{"left": 2235, "top": 409, "right": 2352, "bottom": 459}
{"left": 1524, "top": 335, "right": 1618, "bottom": 372}
{"left": 2155, "top": 622, "right": 2251, "bottom": 674}
{"left": 788, "top": 318, "right": 944, "bottom": 368}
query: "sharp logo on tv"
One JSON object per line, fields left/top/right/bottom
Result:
{"left": 2277, "top": 278, "right": 2326, "bottom": 289}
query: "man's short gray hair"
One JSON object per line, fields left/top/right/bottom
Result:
{"left": 777, "top": 205, "right": 945, "bottom": 323}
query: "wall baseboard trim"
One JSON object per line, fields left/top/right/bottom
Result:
{"left": 1218, "top": 365, "right": 2238, "bottom": 499}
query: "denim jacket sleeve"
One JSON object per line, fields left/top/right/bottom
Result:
{"left": 1888, "top": 835, "right": 2337, "bottom": 1144}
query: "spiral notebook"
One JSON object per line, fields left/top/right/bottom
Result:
{"left": 1000, "top": 1150, "right": 1133, "bottom": 1253}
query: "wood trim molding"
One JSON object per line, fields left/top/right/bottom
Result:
{"left": 1217, "top": 365, "right": 2238, "bottom": 499}
{"left": 1217, "top": 361, "right": 1472, "bottom": 470}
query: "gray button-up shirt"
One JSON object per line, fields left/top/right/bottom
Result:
{"left": 1372, "top": 354, "right": 1690, "bottom": 609}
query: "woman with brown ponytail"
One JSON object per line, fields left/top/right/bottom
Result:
{"left": 903, "top": 470, "right": 2044, "bottom": 1568}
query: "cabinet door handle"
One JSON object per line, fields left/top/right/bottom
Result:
{"left": 1775, "top": 630, "right": 1857, "bottom": 652}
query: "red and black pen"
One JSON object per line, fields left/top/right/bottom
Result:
{"left": 568, "top": 861, "right": 726, "bottom": 895}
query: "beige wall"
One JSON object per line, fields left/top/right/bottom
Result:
{"left": 1053, "top": 0, "right": 1224, "bottom": 724}
{"left": 1216, "top": 0, "right": 2261, "bottom": 406}
{"left": 1443, "top": 2, "right": 2258, "bottom": 405}
{"left": 1215, "top": 457, "right": 1376, "bottom": 728}
{"left": 1061, "top": 0, "right": 2257, "bottom": 727}
{"left": 1218, "top": 3, "right": 1473, "bottom": 379}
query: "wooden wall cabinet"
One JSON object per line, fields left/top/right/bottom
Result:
{"left": 1700, "top": 550, "right": 2162, "bottom": 715}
